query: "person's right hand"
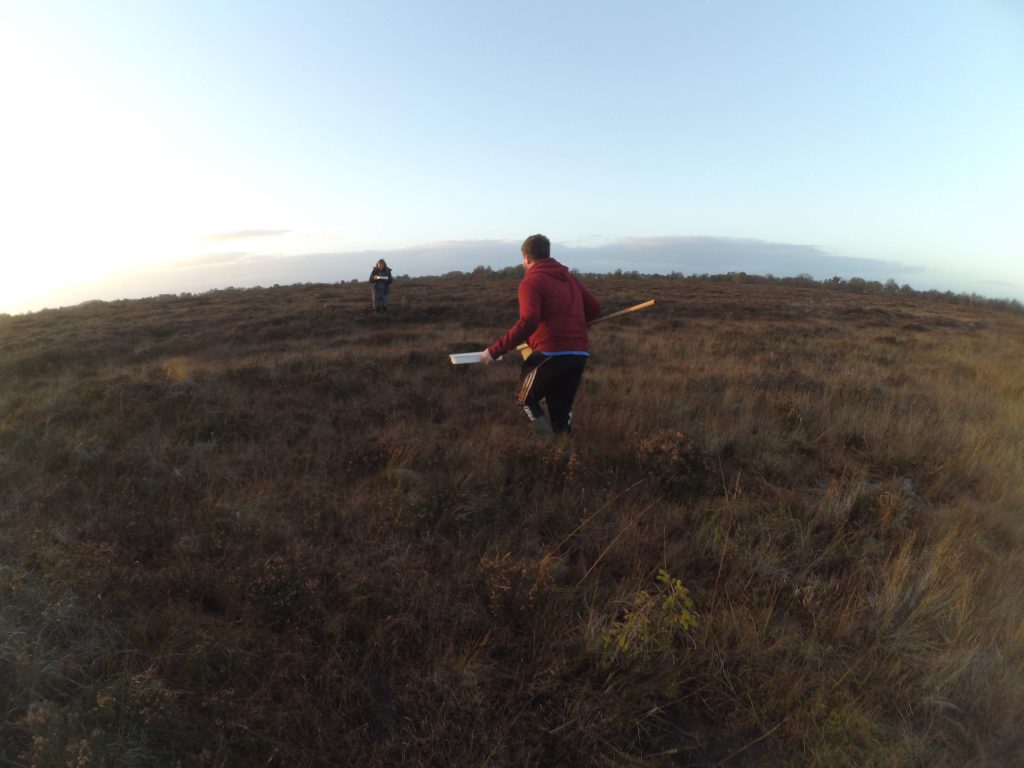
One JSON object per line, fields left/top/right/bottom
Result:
{"left": 480, "top": 349, "right": 494, "bottom": 366}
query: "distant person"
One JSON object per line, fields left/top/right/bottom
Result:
{"left": 369, "top": 259, "right": 393, "bottom": 311}
{"left": 481, "top": 234, "right": 602, "bottom": 436}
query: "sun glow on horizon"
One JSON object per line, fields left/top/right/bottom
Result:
{"left": 0, "top": 23, "right": 305, "bottom": 314}
{"left": 2, "top": 3, "right": 1022, "bottom": 315}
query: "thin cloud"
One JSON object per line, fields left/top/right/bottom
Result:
{"left": 164, "top": 251, "right": 260, "bottom": 269}
{"left": 156, "top": 236, "right": 931, "bottom": 290}
{"left": 561, "top": 236, "right": 925, "bottom": 281}
{"left": 202, "top": 229, "right": 291, "bottom": 242}
{"left": 24, "top": 235, "right": 1011, "bottom": 315}
{"left": 390, "top": 239, "right": 517, "bottom": 253}
{"left": 251, "top": 236, "right": 928, "bottom": 286}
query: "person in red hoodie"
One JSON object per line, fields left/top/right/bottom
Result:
{"left": 481, "top": 234, "right": 602, "bottom": 436}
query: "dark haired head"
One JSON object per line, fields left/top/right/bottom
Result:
{"left": 521, "top": 234, "right": 550, "bottom": 261}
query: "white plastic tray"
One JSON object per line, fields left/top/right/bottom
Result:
{"left": 449, "top": 351, "right": 484, "bottom": 365}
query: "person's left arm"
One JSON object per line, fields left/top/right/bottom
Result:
{"left": 580, "top": 282, "right": 602, "bottom": 323}
{"left": 482, "top": 280, "right": 542, "bottom": 362}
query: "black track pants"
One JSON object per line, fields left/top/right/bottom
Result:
{"left": 516, "top": 352, "right": 587, "bottom": 433}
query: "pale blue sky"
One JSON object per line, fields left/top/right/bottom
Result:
{"left": 1, "top": 0, "right": 1022, "bottom": 313}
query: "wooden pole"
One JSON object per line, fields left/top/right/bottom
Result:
{"left": 514, "top": 299, "right": 656, "bottom": 359}
{"left": 586, "top": 299, "right": 655, "bottom": 327}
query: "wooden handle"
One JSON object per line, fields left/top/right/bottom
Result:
{"left": 587, "top": 299, "right": 655, "bottom": 327}
{"left": 512, "top": 299, "right": 655, "bottom": 361}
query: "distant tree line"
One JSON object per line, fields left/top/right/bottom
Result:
{"left": 5, "top": 266, "right": 1016, "bottom": 321}
{"left": 456, "top": 265, "right": 1023, "bottom": 316}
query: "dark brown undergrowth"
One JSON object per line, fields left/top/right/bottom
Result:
{"left": 1, "top": 276, "right": 1023, "bottom": 766}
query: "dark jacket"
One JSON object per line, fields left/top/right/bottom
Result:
{"left": 487, "top": 258, "right": 601, "bottom": 359}
{"left": 369, "top": 267, "right": 393, "bottom": 287}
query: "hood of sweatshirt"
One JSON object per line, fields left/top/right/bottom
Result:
{"left": 527, "top": 257, "right": 571, "bottom": 282}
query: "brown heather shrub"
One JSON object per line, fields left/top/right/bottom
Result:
{"left": 636, "top": 430, "right": 713, "bottom": 499}
{"left": 1, "top": 276, "right": 1023, "bottom": 766}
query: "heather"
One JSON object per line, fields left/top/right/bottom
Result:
{"left": 1, "top": 275, "right": 1022, "bottom": 766}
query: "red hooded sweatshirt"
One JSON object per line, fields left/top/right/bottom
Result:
{"left": 487, "top": 258, "right": 602, "bottom": 359}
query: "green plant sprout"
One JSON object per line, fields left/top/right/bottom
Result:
{"left": 603, "top": 569, "right": 698, "bottom": 662}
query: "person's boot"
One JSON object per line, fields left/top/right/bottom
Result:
{"left": 530, "top": 414, "right": 554, "bottom": 438}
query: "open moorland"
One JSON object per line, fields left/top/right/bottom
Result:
{"left": 1, "top": 274, "right": 1022, "bottom": 767}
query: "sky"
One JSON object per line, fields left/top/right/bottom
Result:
{"left": 1, "top": 0, "right": 1022, "bottom": 315}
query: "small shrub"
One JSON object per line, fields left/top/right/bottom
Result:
{"left": 231, "top": 555, "right": 311, "bottom": 630}
{"left": 603, "top": 569, "right": 698, "bottom": 664}
{"left": 478, "top": 552, "right": 558, "bottom": 621}
{"left": 636, "top": 431, "right": 712, "bottom": 499}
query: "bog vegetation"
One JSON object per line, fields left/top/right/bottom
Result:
{"left": 1, "top": 273, "right": 1022, "bottom": 767}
